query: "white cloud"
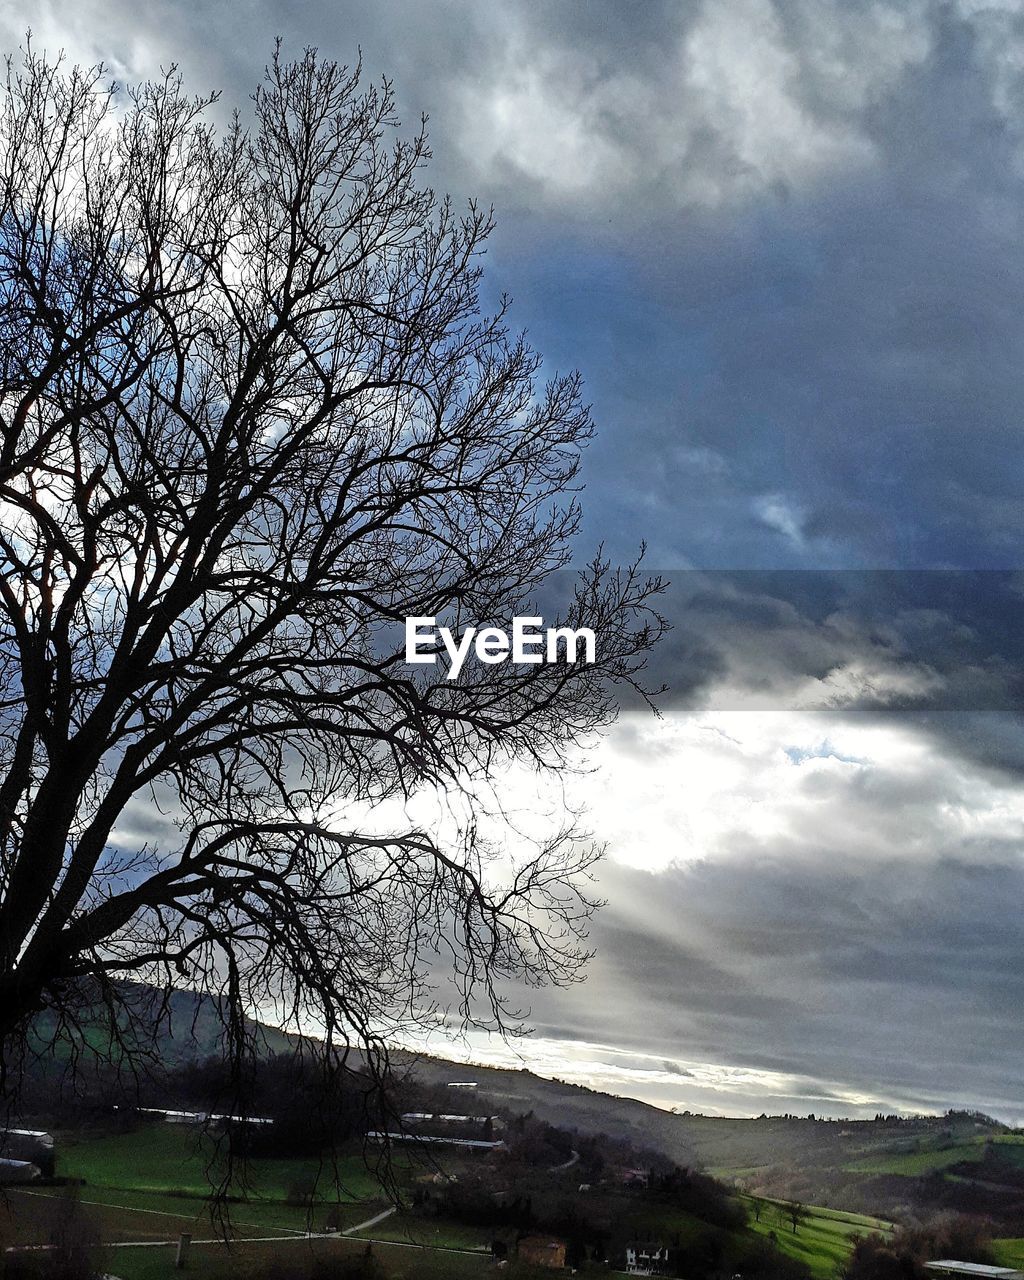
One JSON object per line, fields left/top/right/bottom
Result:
{"left": 754, "top": 493, "right": 806, "bottom": 546}
{"left": 446, "top": 0, "right": 935, "bottom": 214}
{"left": 584, "top": 710, "right": 1024, "bottom": 873}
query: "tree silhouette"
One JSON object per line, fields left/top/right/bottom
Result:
{"left": 0, "top": 43, "right": 664, "bottom": 1097}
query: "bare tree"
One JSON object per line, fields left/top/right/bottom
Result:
{"left": 0, "top": 43, "right": 664, "bottom": 1099}
{"left": 786, "top": 1201, "right": 806, "bottom": 1235}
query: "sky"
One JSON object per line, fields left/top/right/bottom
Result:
{"left": 8, "top": 0, "right": 1024, "bottom": 1121}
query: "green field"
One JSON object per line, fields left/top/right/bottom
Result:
{"left": 0, "top": 1123, "right": 525, "bottom": 1280}
{"left": 708, "top": 1164, "right": 774, "bottom": 1182}
{"left": 747, "top": 1199, "right": 892, "bottom": 1279}
{"left": 56, "top": 1123, "right": 384, "bottom": 1205}
{"left": 0, "top": 1122, "right": 393, "bottom": 1277}
{"left": 989, "top": 1137, "right": 1024, "bottom": 1167}
{"left": 993, "top": 1239, "right": 1024, "bottom": 1270}
{"left": 842, "top": 1132, "right": 1024, "bottom": 1179}
{"left": 845, "top": 1139, "right": 987, "bottom": 1176}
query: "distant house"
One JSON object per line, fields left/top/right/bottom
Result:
{"left": 625, "top": 1241, "right": 672, "bottom": 1276}
{"left": 517, "top": 1235, "right": 567, "bottom": 1269}
{"left": 399, "top": 1112, "right": 505, "bottom": 1143}
{"left": 0, "top": 1130, "right": 54, "bottom": 1178}
{"left": 401, "top": 1112, "right": 504, "bottom": 1129}
{"left": 926, "top": 1264, "right": 1024, "bottom": 1280}
{"left": 620, "top": 1166, "right": 650, "bottom": 1189}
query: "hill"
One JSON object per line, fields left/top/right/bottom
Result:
{"left": 388, "top": 1050, "right": 1017, "bottom": 1225}
{"left": 13, "top": 984, "right": 1021, "bottom": 1231}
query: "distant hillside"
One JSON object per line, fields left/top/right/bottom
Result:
{"left": 387, "top": 1049, "right": 1014, "bottom": 1221}
{"left": 389, "top": 1048, "right": 702, "bottom": 1165}
{"left": 24, "top": 981, "right": 294, "bottom": 1075}
{"left": 19, "top": 983, "right": 1020, "bottom": 1226}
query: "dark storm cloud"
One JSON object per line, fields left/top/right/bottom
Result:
{"left": 439, "top": 2, "right": 1024, "bottom": 571}
{"left": 639, "top": 570, "right": 1024, "bottom": 711}
{"left": 11, "top": 3, "right": 1024, "bottom": 562}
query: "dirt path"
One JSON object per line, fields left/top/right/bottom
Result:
{"left": 549, "top": 1148, "right": 579, "bottom": 1172}
{"left": 342, "top": 1206, "right": 397, "bottom": 1235}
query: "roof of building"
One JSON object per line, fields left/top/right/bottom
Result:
{"left": 926, "top": 1263, "right": 1024, "bottom": 1278}
{"left": 400, "top": 1113, "right": 500, "bottom": 1124}
{"left": 367, "top": 1130, "right": 504, "bottom": 1150}
{"left": 118, "top": 1106, "right": 274, "bottom": 1125}
{"left": 0, "top": 1158, "right": 42, "bottom": 1181}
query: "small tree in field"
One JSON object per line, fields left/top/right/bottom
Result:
{"left": 0, "top": 43, "right": 663, "bottom": 1101}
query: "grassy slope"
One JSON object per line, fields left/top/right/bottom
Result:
{"left": 32, "top": 988, "right": 1014, "bottom": 1199}
{"left": 843, "top": 1132, "right": 1024, "bottom": 1184}
{"left": 3, "top": 1122, "right": 901, "bottom": 1280}
{"left": 5, "top": 1121, "right": 391, "bottom": 1247}
{"left": 844, "top": 1141, "right": 987, "bottom": 1176}
{"left": 3, "top": 1123, "right": 497, "bottom": 1279}
{"left": 993, "top": 1240, "right": 1024, "bottom": 1270}
{"left": 747, "top": 1199, "right": 892, "bottom": 1280}
{"left": 990, "top": 1136, "right": 1024, "bottom": 1167}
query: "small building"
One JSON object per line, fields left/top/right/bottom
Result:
{"left": 401, "top": 1112, "right": 503, "bottom": 1128}
{"left": 0, "top": 1130, "right": 54, "bottom": 1178}
{"left": 366, "top": 1130, "right": 505, "bottom": 1151}
{"left": 0, "top": 1158, "right": 42, "bottom": 1184}
{"left": 400, "top": 1113, "right": 505, "bottom": 1141}
{"left": 926, "top": 1265, "right": 1024, "bottom": 1280}
{"left": 117, "top": 1106, "right": 274, "bottom": 1127}
{"left": 626, "top": 1241, "right": 672, "bottom": 1276}
{"left": 518, "top": 1235, "right": 567, "bottom": 1269}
